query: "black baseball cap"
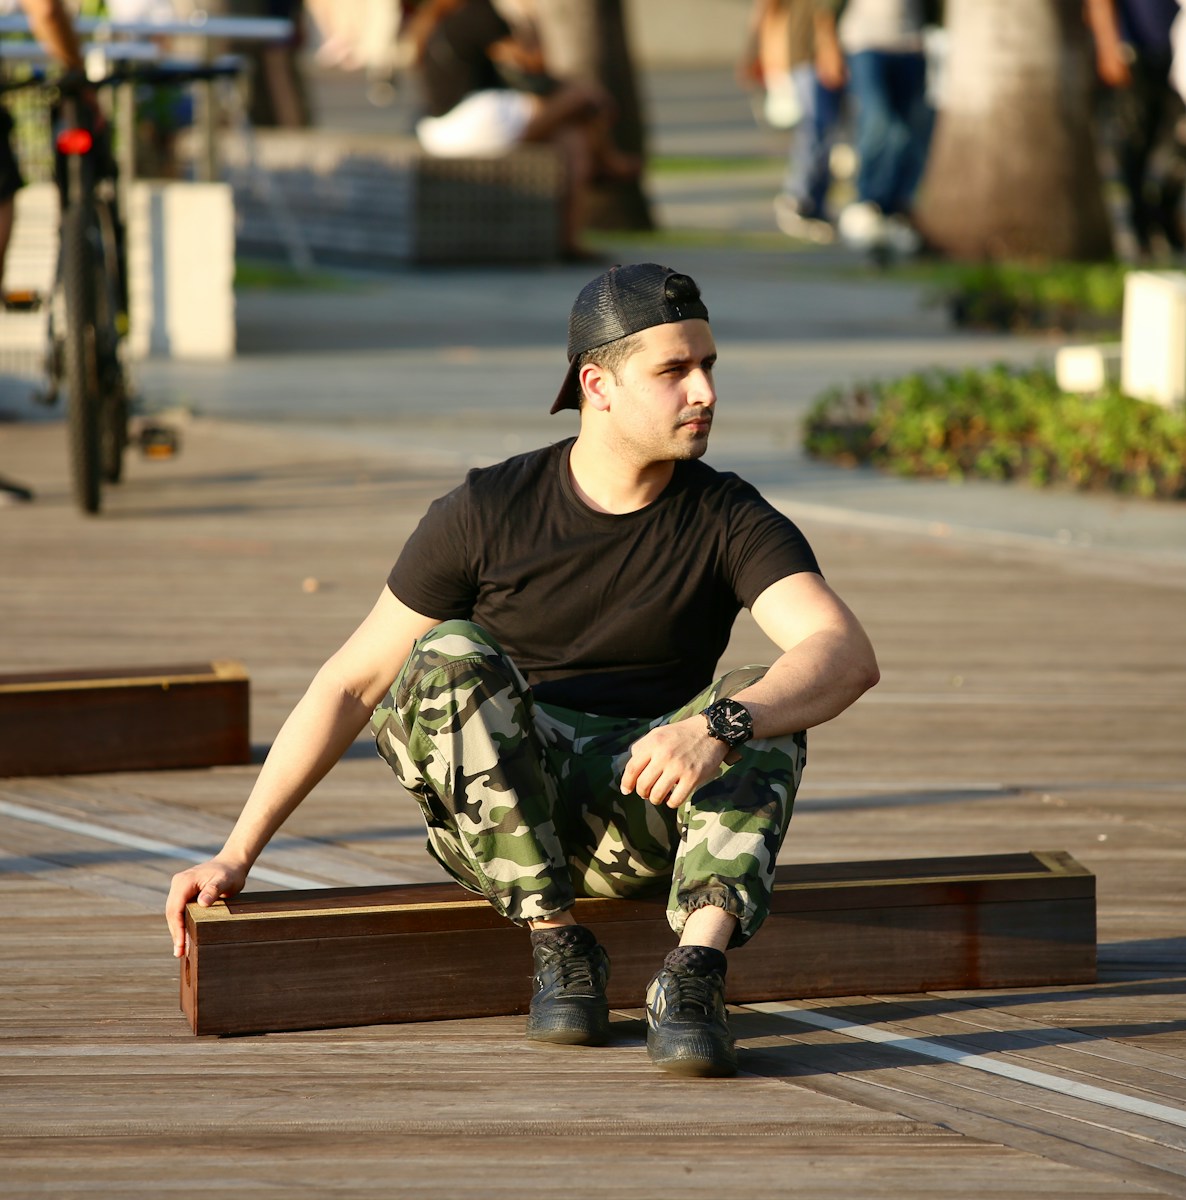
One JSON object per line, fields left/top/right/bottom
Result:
{"left": 551, "top": 263, "right": 710, "bottom": 414}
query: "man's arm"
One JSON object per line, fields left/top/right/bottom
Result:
{"left": 163, "top": 588, "right": 441, "bottom": 958}
{"left": 1084, "top": 0, "right": 1132, "bottom": 88}
{"left": 19, "top": 0, "right": 85, "bottom": 71}
{"left": 813, "top": 2, "right": 847, "bottom": 90}
{"left": 621, "top": 572, "right": 878, "bottom": 808}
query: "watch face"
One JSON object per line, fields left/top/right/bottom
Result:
{"left": 707, "top": 699, "right": 752, "bottom": 745}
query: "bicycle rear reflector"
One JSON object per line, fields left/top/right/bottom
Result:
{"left": 138, "top": 424, "right": 180, "bottom": 460}
{"left": 55, "top": 128, "right": 93, "bottom": 156}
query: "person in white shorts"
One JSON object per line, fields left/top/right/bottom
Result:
{"left": 408, "top": 0, "right": 638, "bottom": 258}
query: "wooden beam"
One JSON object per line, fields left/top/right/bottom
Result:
{"left": 0, "top": 661, "right": 250, "bottom": 777}
{"left": 182, "top": 850, "right": 1096, "bottom": 1036}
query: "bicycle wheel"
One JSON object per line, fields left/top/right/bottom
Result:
{"left": 61, "top": 203, "right": 102, "bottom": 514}
{"left": 95, "top": 197, "right": 129, "bottom": 485}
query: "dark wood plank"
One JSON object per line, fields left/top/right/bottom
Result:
{"left": 0, "top": 661, "right": 250, "bottom": 776}
{"left": 2, "top": 414, "right": 1182, "bottom": 1199}
{"left": 182, "top": 852, "right": 1097, "bottom": 1035}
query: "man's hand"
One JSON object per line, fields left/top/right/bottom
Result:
{"left": 815, "top": 38, "right": 847, "bottom": 91}
{"left": 620, "top": 716, "right": 730, "bottom": 809}
{"left": 1095, "top": 39, "right": 1132, "bottom": 88}
{"left": 165, "top": 858, "right": 248, "bottom": 959}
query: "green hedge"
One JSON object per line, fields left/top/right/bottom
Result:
{"left": 804, "top": 366, "right": 1186, "bottom": 500}
{"left": 942, "top": 262, "right": 1128, "bottom": 331}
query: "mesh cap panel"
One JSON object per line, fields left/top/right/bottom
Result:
{"left": 551, "top": 263, "right": 709, "bottom": 413}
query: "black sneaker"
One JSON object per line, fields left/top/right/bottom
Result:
{"left": 526, "top": 925, "right": 610, "bottom": 1046}
{"left": 645, "top": 946, "right": 737, "bottom": 1077}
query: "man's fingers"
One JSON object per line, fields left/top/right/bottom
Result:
{"left": 665, "top": 779, "right": 695, "bottom": 809}
{"left": 621, "top": 747, "right": 649, "bottom": 795}
{"left": 166, "top": 866, "right": 234, "bottom": 957}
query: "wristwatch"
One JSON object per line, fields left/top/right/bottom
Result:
{"left": 702, "top": 698, "right": 754, "bottom": 749}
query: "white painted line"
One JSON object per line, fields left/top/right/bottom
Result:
{"left": 748, "top": 1001, "right": 1186, "bottom": 1131}
{"left": 0, "top": 798, "right": 323, "bottom": 889}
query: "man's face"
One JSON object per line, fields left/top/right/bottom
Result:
{"left": 600, "top": 319, "right": 718, "bottom": 466}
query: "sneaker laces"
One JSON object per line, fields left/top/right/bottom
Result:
{"left": 552, "top": 950, "right": 598, "bottom": 992}
{"left": 668, "top": 971, "right": 720, "bottom": 1018}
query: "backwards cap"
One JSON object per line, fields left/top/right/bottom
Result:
{"left": 550, "top": 262, "right": 709, "bottom": 414}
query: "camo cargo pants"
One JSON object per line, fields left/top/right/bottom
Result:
{"left": 371, "top": 621, "right": 807, "bottom": 947}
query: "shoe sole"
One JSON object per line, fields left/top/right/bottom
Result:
{"left": 526, "top": 1007, "right": 610, "bottom": 1047}
{"left": 647, "top": 1033, "right": 737, "bottom": 1078}
{"left": 648, "top": 1048, "right": 737, "bottom": 1078}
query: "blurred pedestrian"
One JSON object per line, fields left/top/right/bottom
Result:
{"left": 408, "top": 0, "right": 638, "bottom": 259}
{"left": 1, "top": 0, "right": 85, "bottom": 301}
{"left": 816, "top": 0, "right": 937, "bottom": 257}
{"left": 230, "top": 0, "right": 312, "bottom": 128}
{"left": 741, "top": 0, "right": 843, "bottom": 243}
{"left": 1087, "top": 0, "right": 1186, "bottom": 258}
{"left": 1, "top": 0, "right": 85, "bottom": 504}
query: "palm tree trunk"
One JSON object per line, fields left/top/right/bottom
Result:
{"left": 915, "top": 0, "right": 1113, "bottom": 261}
{"left": 532, "top": 0, "right": 655, "bottom": 230}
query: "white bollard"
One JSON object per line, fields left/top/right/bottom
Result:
{"left": 126, "top": 181, "right": 236, "bottom": 360}
{"left": 1055, "top": 343, "right": 1121, "bottom": 393}
{"left": 1120, "top": 270, "right": 1186, "bottom": 409}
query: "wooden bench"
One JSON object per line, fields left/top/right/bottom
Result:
{"left": 181, "top": 850, "right": 1096, "bottom": 1036}
{"left": 0, "top": 661, "right": 251, "bottom": 777}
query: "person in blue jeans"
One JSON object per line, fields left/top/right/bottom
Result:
{"left": 815, "top": 0, "right": 937, "bottom": 254}
{"left": 743, "top": 0, "right": 845, "bottom": 242}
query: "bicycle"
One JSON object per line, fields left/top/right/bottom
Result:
{"left": 1, "top": 59, "right": 240, "bottom": 514}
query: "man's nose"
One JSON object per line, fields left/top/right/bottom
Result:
{"left": 688, "top": 369, "right": 716, "bottom": 406}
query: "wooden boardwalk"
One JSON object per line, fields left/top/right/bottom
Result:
{"left": 1, "top": 417, "right": 1184, "bottom": 1197}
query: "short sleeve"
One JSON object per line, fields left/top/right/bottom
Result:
{"left": 723, "top": 483, "right": 821, "bottom": 608}
{"left": 386, "top": 481, "right": 478, "bottom": 619}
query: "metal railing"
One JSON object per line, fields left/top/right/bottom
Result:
{"left": 0, "top": 11, "right": 292, "bottom": 183}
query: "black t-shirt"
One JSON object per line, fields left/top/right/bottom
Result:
{"left": 421, "top": 0, "right": 511, "bottom": 117}
{"left": 388, "top": 439, "right": 821, "bottom": 718}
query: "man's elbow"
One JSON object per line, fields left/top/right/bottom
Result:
{"left": 850, "top": 645, "right": 880, "bottom": 698}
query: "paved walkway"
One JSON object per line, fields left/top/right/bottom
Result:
{"left": 0, "top": 62, "right": 1184, "bottom": 1198}
{"left": 3, "top": 65, "right": 1181, "bottom": 563}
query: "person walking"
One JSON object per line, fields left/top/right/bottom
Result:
{"left": 815, "top": 0, "right": 937, "bottom": 256}
{"left": 743, "top": 0, "right": 845, "bottom": 243}
{"left": 1088, "top": 0, "right": 1186, "bottom": 259}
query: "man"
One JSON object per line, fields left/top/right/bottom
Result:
{"left": 814, "top": 0, "right": 938, "bottom": 257}
{"left": 0, "top": 0, "right": 86, "bottom": 299}
{"left": 1086, "top": 0, "right": 1186, "bottom": 258}
{"left": 0, "top": 0, "right": 85, "bottom": 503}
{"left": 165, "top": 263, "right": 879, "bottom": 1078}
{"left": 742, "top": 0, "right": 844, "bottom": 244}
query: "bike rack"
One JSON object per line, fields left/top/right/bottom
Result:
{"left": 0, "top": 14, "right": 311, "bottom": 270}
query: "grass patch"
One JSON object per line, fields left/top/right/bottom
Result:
{"left": 647, "top": 154, "right": 783, "bottom": 175}
{"left": 234, "top": 258, "right": 365, "bottom": 292}
{"left": 805, "top": 364, "right": 1186, "bottom": 500}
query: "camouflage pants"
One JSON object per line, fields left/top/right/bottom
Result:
{"left": 371, "top": 621, "right": 806, "bottom": 947}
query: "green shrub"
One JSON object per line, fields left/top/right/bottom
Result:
{"left": 804, "top": 366, "right": 1186, "bottom": 500}
{"left": 943, "top": 262, "right": 1128, "bottom": 332}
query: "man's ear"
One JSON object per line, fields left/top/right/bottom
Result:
{"left": 578, "top": 361, "right": 613, "bottom": 411}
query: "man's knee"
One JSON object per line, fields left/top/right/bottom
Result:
{"left": 714, "top": 665, "right": 768, "bottom": 699}
{"left": 414, "top": 619, "right": 503, "bottom": 659}
{"left": 382, "top": 619, "right": 531, "bottom": 743}
{"left": 397, "top": 620, "right": 519, "bottom": 696}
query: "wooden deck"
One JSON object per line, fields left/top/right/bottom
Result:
{"left": 1, "top": 417, "right": 1184, "bottom": 1197}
